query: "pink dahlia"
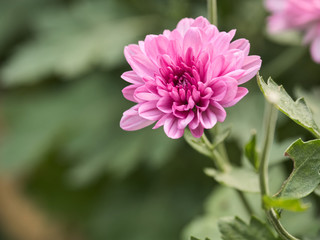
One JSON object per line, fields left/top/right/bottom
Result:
{"left": 266, "top": 0, "right": 320, "bottom": 62}
{"left": 120, "top": 16, "right": 262, "bottom": 139}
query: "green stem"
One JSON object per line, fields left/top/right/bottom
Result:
{"left": 202, "top": 132, "right": 254, "bottom": 216}
{"left": 207, "top": 0, "right": 218, "bottom": 26}
{"left": 259, "top": 101, "right": 300, "bottom": 240}
{"left": 201, "top": 133, "right": 228, "bottom": 172}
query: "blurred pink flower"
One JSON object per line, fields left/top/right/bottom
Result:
{"left": 120, "top": 17, "right": 261, "bottom": 139}
{"left": 266, "top": 0, "right": 320, "bottom": 62}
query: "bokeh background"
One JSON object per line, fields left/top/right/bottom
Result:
{"left": 0, "top": 0, "right": 319, "bottom": 240}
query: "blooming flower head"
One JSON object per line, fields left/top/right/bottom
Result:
{"left": 120, "top": 17, "right": 261, "bottom": 139}
{"left": 265, "top": 0, "right": 320, "bottom": 62}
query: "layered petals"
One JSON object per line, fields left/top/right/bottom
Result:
{"left": 120, "top": 16, "right": 261, "bottom": 139}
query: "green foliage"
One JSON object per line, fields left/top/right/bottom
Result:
{"left": 184, "top": 129, "right": 212, "bottom": 158}
{"left": 205, "top": 167, "right": 260, "bottom": 193}
{"left": 263, "top": 195, "right": 309, "bottom": 212}
{"left": 295, "top": 87, "right": 320, "bottom": 128}
{"left": 182, "top": 186, "right": 250, "bottom": 240}
{"left": 218, "top": 216, "right": 280, "bottom": 240}
{"left": 257, "top": 76, "right": 320, "bottom": 138}
{"left": 1, "top": 1, "right": 157, "bottom": 86}
{"left": 276, "top": 139, "right": 320, "bottom": 199}
{"left": 244, "top": 131, "right": 259, "bottom": 170}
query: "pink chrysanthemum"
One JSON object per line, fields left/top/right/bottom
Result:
{"left": 266, "top": 0, "right": 320, "bottom": 62}
{"left": 120, "top": 17, "right": 261, "bottom": 139}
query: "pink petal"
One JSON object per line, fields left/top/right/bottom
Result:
{"left": 122, "top": 85, "right": 138, "bottom": 102}
{"left": 138, "top": 101, "right": 163, "bottom": 120}
{"left": 191, "top": 16, "right": 211, "bottom": 28}
{"left": 200, "top": 107, "right": 218, "bottom": 129}
{"left": 205, "top": 55, "right": 225, "bottom": 81}
{"left": 176, "top": 18, "right": 195, "bottom": 35}
{"left": 121, "top": 71, "right": 143, "bottom": 84}
{"left": 144, "top": 35, "right": 170, "bottom": 66}
{"left": 178, "top": 111, "right": 195, "bottom": 129}
{"left": 124, "top": 45, "right": 158, "bottom": 78}
{"left": 310, "top": 35, "right": 320, "bottom": 63}
{"left": 210, "top": 101, "right": 227, "bottom": 122}
{"left": 164, "top": 117, "right": 184, "bottom": 139}
{"left": 157, "top": 96, "right": 173, "bottom": 113}
{"left": 218, "top": 77, "right": 238, "bottom": 106}
{"left": 230, "top": 38, "right": 250, "bottom": 56}
{"left": 221, "top": 87, "right": 248, "bottom": 108}
{"left": 190, "top": 125, "right": 204, "bottom": 138}
{"left": 120, "top": 105, "right": 154, "bottom": 131}
{"left": 210, "top": 78, "right": 227, "bottom": 101}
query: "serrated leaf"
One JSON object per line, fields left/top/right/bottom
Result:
{"left": 218, "top": 216, "right": 280, "bottom": 240}
{"left": 295, "top": 87, "right": 320, "bottom": 128}
{"left": 257, "top": 76, "right": 320, "bottom": 138}
{"left": 184, "top": 129, "right": 212, "bottom": 158}
{"left": 276, "top": 139, "right": 320, "bottom": 199}
{"left": 205, "top": 167, "right": 260, "bottom": 193}
{"left": 263, "top": 195, "right": 309, "bottom": 212}
{"left": 244, "top": 131, "right": 259, "bottom": 170}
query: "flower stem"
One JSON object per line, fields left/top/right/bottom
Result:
{"left": 202, "top": 132, "right": 254, "bottom": 216}
{"left": 201, "top": 133, "right": 228, "bottom": 172}
{"left": 207, "top": 0, "right": 218, "bottom": 26}
{"left": 259, "top": 101, "right": 300, "bottom": 240}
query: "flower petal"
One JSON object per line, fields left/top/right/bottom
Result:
{"left": 200, "top": 107, "right": 217, "bottom": 129}
{"left": 164, "top": 117, "right": 184, "bottom": 139}
{"left": 121, "top": 71, "right": 143, "bottom": 84}
{"left": 138, "top": 101, "right": 163, "bottom": 120}
{"left": 190, "top": 125, "right": 204, "bottom": 138}
{"left": 120, "top": 105, "right": 154, "bottom": 131}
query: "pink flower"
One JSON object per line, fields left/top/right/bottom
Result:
{"left": 266, "top": 0, "right": 320, "bottom": 62}
{"left": 120, "top": 17, "right": 262, "bottom": 139}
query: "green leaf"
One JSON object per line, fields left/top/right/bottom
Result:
{"left": 263, "top": 195, "right": 309, "bottom": 212}
{"left": 182, "top": 186, "right": 250, "bottom": 240}
{"left": 295, "top": 87, "right": 320, "bottom": 128}
{"left": 184, "top": 129, "right": 212, "bottom": 158}
{"left": 276, "top": 139, "right": 320, "bottom": 199}
{"left": 257, "top": 76, "right": 320, "bottom": 138}
{"left": 218, "top": 216, "right": 280, "bottom": 240}
{"left": 211, "top": 126, "right": 231, "bottom": 149}
{"left": 1, "top": 1, "right": 157, "bottom": 86}
{"left": 244, "top": 131, "right": 259, "bottom": 170}
{"left": 205, "top": 167, "right": 260, "bottom": 193}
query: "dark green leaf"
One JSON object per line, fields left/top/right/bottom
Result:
{"left": 245, "top": 131, "right": 259, "bottom": 170}
{"left": 257, "top": 76, "right": 320, "bottom": 138}
{"left": 218, "top": 216, "right": 280, "bottom": 240}
{"left": 276, "top": 139, "right": 320, "bottom": 198}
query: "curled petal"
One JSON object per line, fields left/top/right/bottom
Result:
{"left": 122, "top": 85, "right": 138, "bottom": 102}
{"left": 121, "top": 71, "right": 143, "bottom": 84}
{"left": 138, "top": 101, "right": 163, "bottom": 120}
{"left": 200, "top": 107, "right": 218, "bottom": 129}
{"left": 120, "top": 105, "right": 154, "bottom": 131}
{"left": 190, "top": 125, "right": 204, "bottom": 138}
{"left": 221, "top": 87, "right": 249, "bottom": 108}
{"left": 164, "top": 117, "right": 185, "bottom": 139}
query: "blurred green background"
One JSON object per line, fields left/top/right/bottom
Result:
{"left": 0, "top": 0, "right": 319, "bottom": 240}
